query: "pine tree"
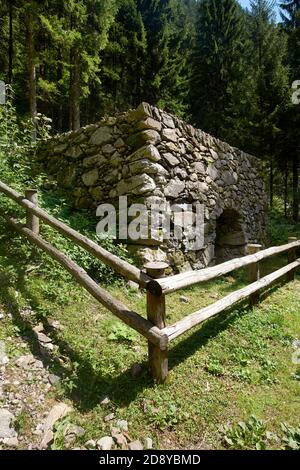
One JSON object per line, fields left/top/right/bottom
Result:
{"left": 280, "top": 0, "right": 300, "bottom": 27}
{"left": 279, "top": 1, "right": 300, "bottom": 220}
{"left": 190, "top": 0, "right": 248, "bottom": 143}
{"left": 247, "top": 1, "right": 289, "bottom": 206}
{"left": 97, "top": 0, "right": 147, "bottom": 115}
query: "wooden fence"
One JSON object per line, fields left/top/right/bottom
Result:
{"left": 0, "top": 179, "right": 299, "bottom": 383}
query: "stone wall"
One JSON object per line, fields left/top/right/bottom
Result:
{"left": 35, "top": 102, "right": 267, "bottom": 271}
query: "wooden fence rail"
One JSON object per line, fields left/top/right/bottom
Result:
{"left": 0, "top": 180, "right": 150, "bottom": 288}
{"left": 0, "top": 180, "right": 299, "bottom": 383}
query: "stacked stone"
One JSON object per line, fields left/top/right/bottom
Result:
{"left": 35, "top": 102, "right": 267, "bottom": 271}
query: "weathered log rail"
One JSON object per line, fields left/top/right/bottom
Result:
{"left": 0, "top": 180, "right": 299, "bottom": 384}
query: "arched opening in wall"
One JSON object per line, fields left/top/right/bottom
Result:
{"left": 215, "top": 209, "right": 247, "bottom": 263}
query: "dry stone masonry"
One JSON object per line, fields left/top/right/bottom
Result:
{"left": 36, "top": 102, "right": 267, "bottom": 271}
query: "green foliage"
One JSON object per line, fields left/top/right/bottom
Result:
{"left": 148, "top": 400, "right": 184, "bottom": 431}
{"left": 108, "top": 322, "right": 138, "bottom": 343}
{"left": 281, "top": 423, "right": 300, "bottom": 450}
{"left": 223, "top": 417, "right": 300, "bottom": 450}
{"left": 222, "top": 416, "right": 276, "bottom": 449}
{"left": 267, "top": 206, "right": 300, "bottom": 244}
{"left": 190, "top": 0, "right": 249, "bottom": 142}
{"left": 205, "top": 359, "right": 225, "bottom": 377}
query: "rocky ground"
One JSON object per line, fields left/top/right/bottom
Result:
{"left": 0, "top": 307, "right": 152, "bottom": 451}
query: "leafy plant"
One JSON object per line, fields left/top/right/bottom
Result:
{"left": 205, "top": 359, "right": 225, "bottom": 377}
{"left": 148, "top": 401, "right": 183, "bottom": 431}
{"left": 281, "top": 423, "right": 300, "bottom": 450}
{"left": 108, "top": 323, "right": 138, "bottom": 343}
{"left": 221, "top": 416, "right": 275, "bottom": 450}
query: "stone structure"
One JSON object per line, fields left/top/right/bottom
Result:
{"left": 35, "top": 102, "right": 267, "bottom": 271}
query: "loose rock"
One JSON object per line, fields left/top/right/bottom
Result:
{"left": 97, "top": 436, "right": 114, "bottom": 450}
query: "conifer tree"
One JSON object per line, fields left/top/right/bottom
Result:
{"left": 248, "top": 1, "right": 289, "bottom": 205}
{"left": 190, "top": 0, "right": 249, "bottom": 144}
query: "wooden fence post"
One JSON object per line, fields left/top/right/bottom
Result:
{"left": 247, "top": 243, "right": 262, "bottom": 306}
{"left": 145, "top": 261, "right": 169, "bottom": 384}
{"left": 287, "top": 237, "right": 297, "bottom": 281}
{"left": 25, "top": 189, "right": 39, "bottom": 234}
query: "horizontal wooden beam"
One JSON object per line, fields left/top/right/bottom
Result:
{"left": 0, "top": 212, "right": 168, "bottom": 350}
{"left": 148, "top": 240, "right": 300, "bottom": 295}
{"left": 162, "top": 258, "right": 300, "bottom": 342}
{"left": 0, "top": 180, "right": 150, "bottom": 288}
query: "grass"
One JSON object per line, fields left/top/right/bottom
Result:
{"left": 1, "top": 96, "right": 299, "bottom": 449}
{"left": 0, "top": 216, "right": 300, "bottom": 449}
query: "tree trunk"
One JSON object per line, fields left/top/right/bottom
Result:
{"left": 69, "top": 51, "right": 81, "bottom": 130}
{"left": 57, "top": 53, "right": 63, "bottom": 132}
{"left": 26, "top": 9, "right": 37, "bottom": 141}
{"left": 292, "top": 153, "right": 299, "bottom": 222}
{"left": 269, "top": 155, "right": 274, "bottom": 208}
{"left": 8, "top": 2, "right": 13, "bottom": 84}
{"left": 284, "top": 160, "right": 288, "bottom": 218}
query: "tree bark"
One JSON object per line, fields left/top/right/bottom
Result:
{"left": 8, "top": 1, "right": 13, "bottom": 84}
{"left": 26, "top": 8, "right": 37, "bottom": 141}
{"left": 69, "top": 50, "right": 81, "bottom": 130}
{"left": 284, "top": 160, "right": 288, "bottom": 218}
{"left": 269, "top": 155, "right": 274, "bottom": 208}
{"left": 292, "top": 153, "right": 299, "bottom": 222}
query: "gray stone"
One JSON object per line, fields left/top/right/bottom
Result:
{"left": 137, "top": 117, "right": 162, "bottom": 132}
{"left": 53, "top": 143, "right": 68, "bottom": 154}
{"left": 117, "top": 174, "right": 156, "bottom": 196}
{"left": 128, "top": 144, "right": 161, "bottom": 163}
{"left": 112, "top": 432, "right": 128, "bottom": 449}
{"left": 163, "top": 153, "right": 180, "bottom": 167}
{"left": 128, "top": 440, "right": 144, "bottom": 451}
{"left": 40, "top": 403, "right": 72, "bottom": 449}
{"left": 0, "top": 409, "right": 16, "bottom": 439}
{"left": 3, "top": 437, "right": 18, "bottom": 448}
{"left": 97, "top": 436, "right": 114, "bottom": 450}
{"left": 164, "top": 179, "right": 185, "bottom": 198}
{"left": 89, "top": 126, "right": 112, "bottom": 146}
{"left": 210, "top": 149, "right": 219, "bottom": 160}
{"left": 102, "top": 144, "right": 116, "bottom": 155}
{"left": 35, "top": 330, "right": 52, "bottom": 344}
{"left": 65, "top": 146, "right": 82, "bottom": 159}
{"left": 0, "top": 341, "right": 8, "bottom": 365}
{"left": 116, "top": 420, "right": 128, "bottom": 432}
{"left": 35, "top": 102, "right": 267, "bottom": 273}
{"left": 162, "top": 114, "right": 175, "bottom": 129}
{"left": 144, "top": 437, "right": 153, "bottom": 450}
{"left": 82, "top": 169, "right": 99, "bottom": 186}
{"left": 162, "top": 128, "right": 178, "bottom": 143}
{"left": 111, "top": 151, "right": 122, "bottom": 168}
{"left": 49, "top": 374, "right": 61, "bottom": 386}
{"left": 127, "top": 281, "right": 139, "bottom": 292}
{"left": 85, "top": 439, "right": 96, "bottom": 448}
{"left": 127, "top": 102, "right": 153, "bottom": 122}
{"left": 64, "top": 424, "right": 85, "bottom": 440}
{"left": 192, "top": 162, "right": 206, "bottom": 174}
{"left": 89, "top": 186, "right": 104, "bottom": 201}
{"left": 207, "top": 164, "right": 219, "bottom": 181}
{"left": 222, "top": 170, "right": 238, "bottom": 186}
{"left": 16, "top": 354, "right": 38, "bottom": 370}
{"left": 129, "top": 159, "right": 167, "bottom": 176}
{"left": 115, "top": 138, "right": 125, "bottom": 149}
{"left": 100, "top": 396, "right": 110, "bottom": 406}
{"left": 104, "top": 413, "right": 115, "bottom": 422}
{"left": 128, "top": 130, "right": 161, "bottom": 148}
{"left": 82, "top": 155, "right": 105, "bottom": 167}
{"left": 179, "top": 296, "right": 189, "bottom": 304}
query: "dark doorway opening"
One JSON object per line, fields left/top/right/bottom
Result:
{"left": 215, "top": 209, "right": 247, "bottom": 263}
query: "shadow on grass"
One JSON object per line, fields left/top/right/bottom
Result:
{"left": 0, "top": 229, "right": 297, "bottom": 412}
